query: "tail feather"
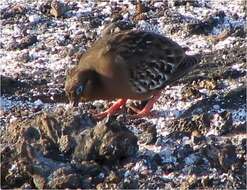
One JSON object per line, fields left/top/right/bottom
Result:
{"left": 168, "top": 54, "right": 201, "bottom": 83}
{"left": 179, "top": 54, "right": 201, "bottom": 71}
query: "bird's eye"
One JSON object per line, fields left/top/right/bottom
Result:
{"left": 76, "top": 85, "right": 84, "bottom": 96}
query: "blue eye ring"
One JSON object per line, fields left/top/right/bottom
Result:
{"left": 76, "top": 85, "right": 84, "bottom": 96}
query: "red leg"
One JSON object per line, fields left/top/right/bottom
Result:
{"left": 94, "top": 99, "right": 127, "bottom": 119}
{"left": 129, "top": 91, "right": 161, "bottom": 119}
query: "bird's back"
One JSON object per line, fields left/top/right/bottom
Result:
{"left": 88, "top": 30, "right": 201, "bottom": 98}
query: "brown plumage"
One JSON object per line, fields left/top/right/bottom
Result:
{"left": 65, "top": 30, "right": 201, "bottom": 118}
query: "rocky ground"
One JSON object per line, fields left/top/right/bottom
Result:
{"left": 0, "top": 0, "right": 246, "bottom": 189}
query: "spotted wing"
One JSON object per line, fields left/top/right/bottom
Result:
{"left": 106, "top": 30, "right": 186, "bottom": 93}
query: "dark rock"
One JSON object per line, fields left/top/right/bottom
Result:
{"left": 7, "top": 35, "right": 38, "bottom": 50}
{"left": 222, "top": 69, "right": 246, "bottom": 79}
{"left": 1, "top": 109, "right": 105, "bottom": 189}
{"left": 50, "top": 0, "right": 69, "bottom": 18}
{"left": 96, "top": 170, "right": 121, "bottom": 189}
{"left": 168, "top": 113, "right": 210, "bottom": 134}
{"left": 39, "top": 1, "right": 52, "bottom": 15}
{"left": 73, "top": 160, "right": 102, "bottom": 177}
{"left": 181, "top": 86, "right": 202, "bottom": 100}
{"left": 215, "top": 10, "right": 226, "bottom": 19}
{"left": 173, "top": 0, "right": 199, "bottom": 7}
{"left": 184, "top": 153, "right": 204, "bottom": 166}
{"left": 137, "top": 155, "right": 159, "bottom": 171}
{"left": 3, "top": 149, "right": 31, "bottom": 188}
{"left": 1, "top": 145, "right": 29, "bottom": 189}
{"left": 232, "top": 26, "right": 246, "bottom": 38}
{"left": 2, "top": 131, "right": 102, "bottom": 189}
{"left": 240, "top": 138, "right": 246, "bottom": 154}
{"left": 122, "top": 172, "right": 139, "bottom": 189}
{"left": 73, "top": 117, "right": 138, "bottom": 162}
{"left": 90, "top": 17, "right": 103, "bottom": 28}
{"left": 39, "top": 0, "right": 69, "bottom": 18}
{"left": 23, "top": 127, "right": 41, "bottom": 142}
{"left": 152, "top": 154, "right": 163, "bottom": 165}
{"left": 223, "top": 86, "right": 246, "bottom": 109}
{"left": 47, "top": 167, "right": 86, "bottom": 189}
{"left": 19, "top": 35, "right": 38, "bottom": 49}
{"left": 16, "top": 51, "right": 30, "bottom": 63}
{"left": 187, "top": 16, "right": 218, "bottom": 35}
{"left": 187, "top": 165, "right": 205, "bottom": 175}
{"left": 162, "top": 163, "right": 176, "bottom": 173}
{"left": 176, "top": 144, "right": 193, "bottom": 160}
{"left": 191, "top": 130, "right": 206, "bottom": 145}
{"left": 0, "top": 4, "right": 26, "bottom": 19}
{"left": 199, "top": 144, "right": 221, "bottom": 169}
{"left": 218, "top": 143, "right": 238, "bottom": 171}
{"left": 214, "top": 111, "right": 233, "bottom": 135}
{"left": 138, "top": 122, "right": 157, "bottom": 145}
{"left": 1, "top": 75, "right": 26, "bottom": 95}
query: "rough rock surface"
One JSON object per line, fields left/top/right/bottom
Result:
{"left": 73, "top": 117, "right": 138, "bottom": 162}
{"left": 1, "top": 108, "right": 138, "bottom": 188}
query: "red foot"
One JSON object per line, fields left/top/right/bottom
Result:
{"left": 129, "top": 91, "right": 161, "bottom": 119}
{"left": 94, "top": 99, "right": 127, "bottom": 120}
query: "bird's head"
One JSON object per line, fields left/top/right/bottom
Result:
{"left": 65, "top": 67, "right": 97, "bottom": 106}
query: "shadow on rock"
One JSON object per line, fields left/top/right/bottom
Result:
{"left": 1, "top": 75, "right": 28, "bottom": 95}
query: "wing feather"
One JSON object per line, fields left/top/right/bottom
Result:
{"left": 102, "top": 30, "right": 199, "bottom": 93}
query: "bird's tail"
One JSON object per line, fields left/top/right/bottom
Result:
{"left": 179, "top": 54, "right": 201, "bottom": 71}
{"left": 168, "top": 53, "right": 201, "bottom": 84}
